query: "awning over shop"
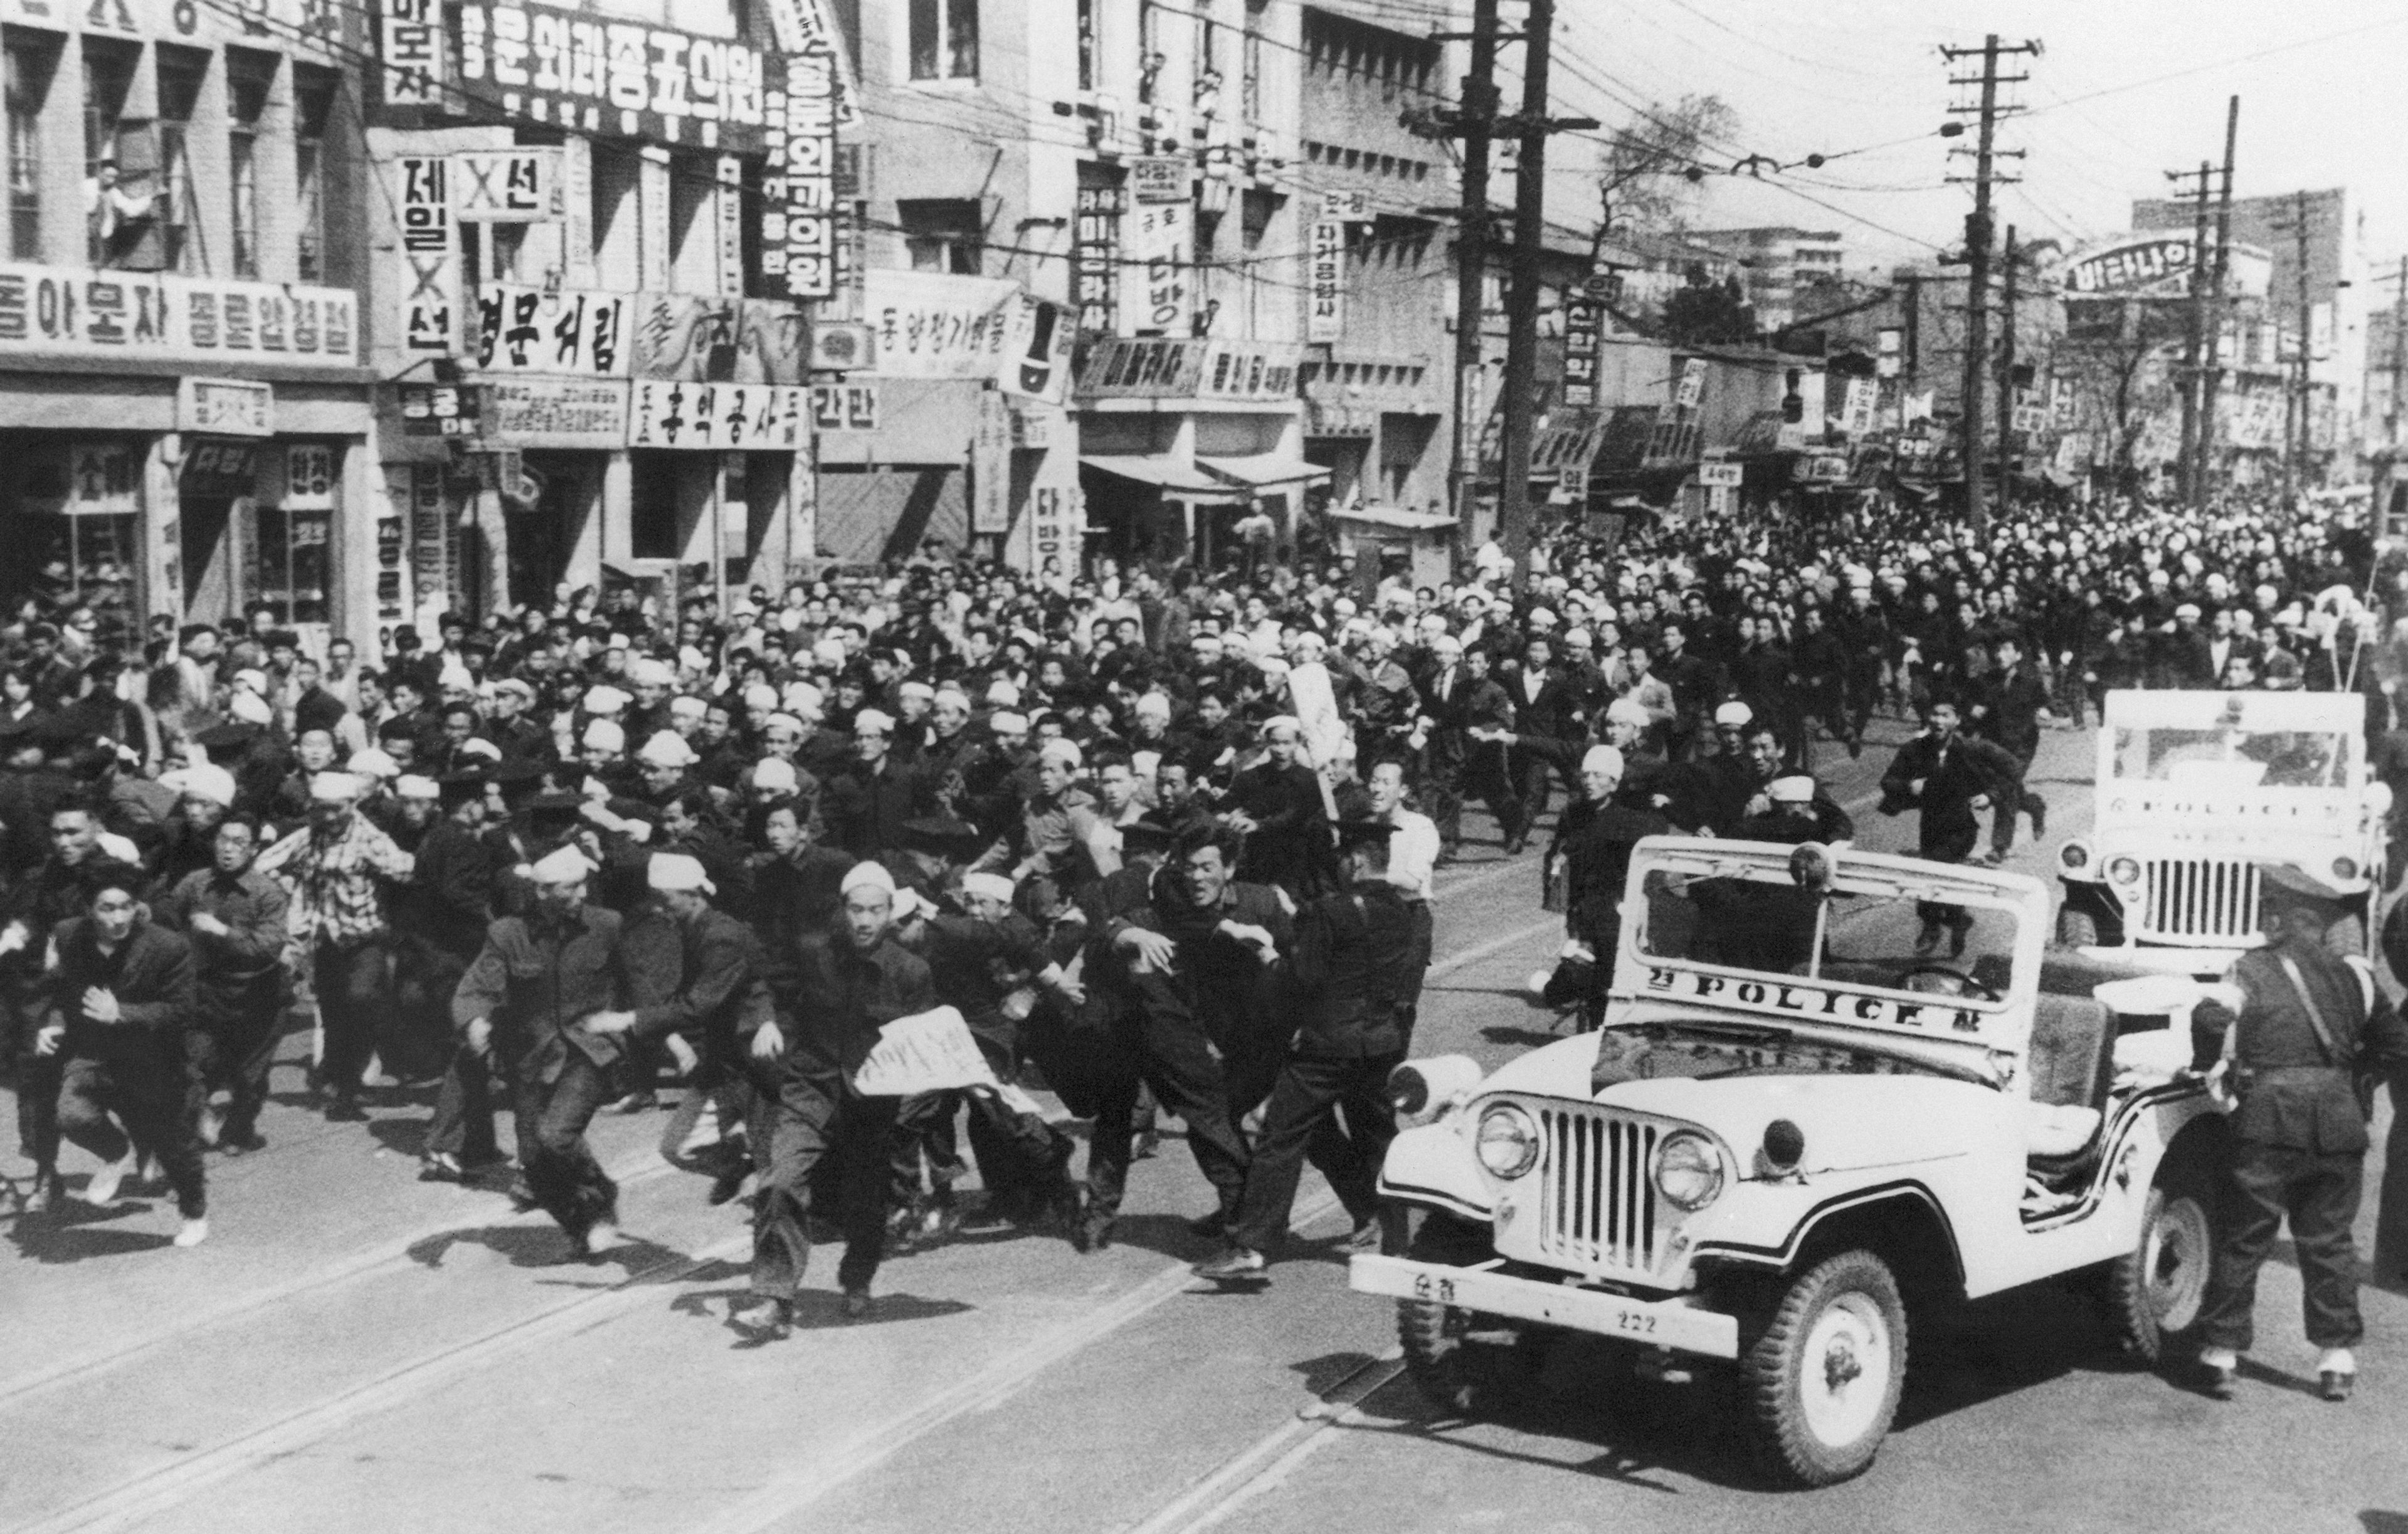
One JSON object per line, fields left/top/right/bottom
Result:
{"left": 1079, "top": 454, "right": 1231, "bottom": 493}
{"left": 1332, "top": 505, "right": 1457, "bottom": 532}
{"left": 1197, "top": 452, "right": 1333, "bottom": 488}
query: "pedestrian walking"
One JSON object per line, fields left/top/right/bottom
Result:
{"left": 156, "top": 812, "right": 288, "bottom": 1155}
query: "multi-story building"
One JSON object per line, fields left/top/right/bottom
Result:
{"left": 364, "top": 0, "right": 816, "bottom": 631}
{"left": 1684, "top": 225, "right": 1844, "bottom": 332}
{"left": 2132, "top": 187, "right": 2362, "bottom": 479}
{"left": 0, "top": 1, "right": 373, "bottom": 646}
{"left": 1292, "top": 1, "right": 1453, "bottom": 523}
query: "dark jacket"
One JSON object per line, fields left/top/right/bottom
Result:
{"left": 2193, "top": 939, "right": 2408, "bottom": 1154}
{"left": 1287, "top": 878, "right": 1420, "bottom": 1058}
{"left": 1879, "top": 731, "right": 2009, "bottom": 862}
{"left": 629, "top": 906, "right": 776, "bottom": 1053}
{"left": 157, "top": 866, "right": 290, "bottom": 994}
{"left": 789, "top": 929, "right": 934, "bottom": 1078}
{"left": 397, "top": 818, "right": 495, "bottom": 959}
{"left": 46, "top": 915, "right": 197, "bottom": 1066}
{"left": 452, "top": 903, "right": 625, "bottom": 1085}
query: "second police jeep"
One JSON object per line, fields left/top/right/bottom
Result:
{"left": 2055, "top": 688, "right": 2390, "bottom": 974}
{"left": 1351, "top": 836, "right": 2225, "bottom": 1486}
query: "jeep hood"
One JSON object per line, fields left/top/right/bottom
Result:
{"left": 1474, "top": 1032, "right": 2001, "bottom": 1174}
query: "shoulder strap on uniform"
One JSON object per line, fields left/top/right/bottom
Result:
{"left": 2274, "top": 952, "right": 2353, "bottom": 1067}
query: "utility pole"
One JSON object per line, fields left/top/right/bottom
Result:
{"left": 1442, "top": 0, "right": 1500, "bottom": 531}
{"left": 2279, "top": 189, "right": 2315, "bottom": 502}
{"left": 1996, "top": 226, "right": 2019, "bottom": 522}
{"left": 2166, "top": 161, "right": 2213, "bottom": 503}
{"left": 1494, "top": 0, "right": 1555, "bottom": 590}
{"left": 1901, "top": 271, "right": 1921, "bottom": 431}
{"left": 1941, "top": 34, "right": 2038, "bottom": 535}
{"left": 2196, "top": 95, "right": 2239, "bottom": 514}
{"left": 2386, "top": 255, "right": 2408, "bottom": 451}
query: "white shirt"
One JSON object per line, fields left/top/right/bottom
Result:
{"left": 1386, "top": 807, "right": 1440, "bottom": 900}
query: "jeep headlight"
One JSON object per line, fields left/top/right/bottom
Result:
{"left": 1475, "top": 1102, "right": 1541, "bottom": 1180}
{"left": 1654, "top": 1132, "right": 1725, "bottom": 1211}
{"left": 2106, "top": 856, "right": 2142, "bottom": 886}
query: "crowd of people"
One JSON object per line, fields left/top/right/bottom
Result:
{"left": 0, "top": 480, "right": 2396, "bottom": 1333}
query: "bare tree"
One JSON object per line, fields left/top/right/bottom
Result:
{"left": 1592, "top": 93, "right": 1739, "bottom": 251}
{"left": 2059, "top": 300, "right": 2185, "bottom": 493}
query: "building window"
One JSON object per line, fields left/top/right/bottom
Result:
{"left": 5, "top": 38, "right": 52, "bottom": 261}
{"left": 253, "top": 507, "right": 332, "bottom": 623}
{"left": 82, "top": 39, "right": 142, "bottom": 267}
{"left": 899, "top": 197, "right": 980, "bottom": 275}
{"left": 1138, "top": 1, "right": 1161, "bottom": 104}
{"left": 154, "top": 46, "right": 207, "bottom": 273}
{"left": 909, "top": 0, "right": 977, "bottom": 81}
{"left": 292, "top": 66, "right": 334, "bottom": 282}
{"left": 227, "top": 51, "right": 274, "bottom": 278}
{"left": 1077, "top": 0, "right": 1096, "bottom": 91}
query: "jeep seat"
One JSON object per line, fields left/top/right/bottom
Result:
{"left": 2022, "top": 994, "right": 2116, "bottom": 1171}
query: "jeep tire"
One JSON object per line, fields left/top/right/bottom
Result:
{"left": 1393, "top": 1208, "right": 1545, "bottom": 1415}
{"left": 1743, "top": 1249, "right": 1908, "bottom": 1487}
{"left": 2106, "top": 1170, "right": 2215, "bottom": 1363}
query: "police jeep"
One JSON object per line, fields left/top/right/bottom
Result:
{"left": 1350, "top": 836, "right": 2224, "bottom": 1487}
{"left": 2055, "top": 689, "right": 2390, "bottom": 975}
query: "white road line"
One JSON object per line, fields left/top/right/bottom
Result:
{"left": 0, "top": 1150, "right": 680, "bottom": 1409}
{"left": 1120, "top": 1355, "right": 1405, "bottom": 1534}
{"left": 16, "top": 1229, "right": 752, "bottom": 1534}
{"left": 681, "top": 1186, "right": 1348, "bottom": 1534}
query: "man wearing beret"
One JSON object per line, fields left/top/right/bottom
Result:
{"left": 2190, "top": 864, "right": 2408, "bottom": 1402}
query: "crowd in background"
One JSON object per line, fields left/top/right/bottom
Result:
{"left": 0, "top": 480, "right": 2392, "bottom": 1318}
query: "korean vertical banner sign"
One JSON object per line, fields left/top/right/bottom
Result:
{"left": 378, "top": 0, "right": 444, "bottom": 107}
{"left": 1561, "top": 292, "right": 1602, "bottom": 407}
{"left": 395, "top": 157, "right": 457, "bottom": 357}
{"left": 766, "top": 49, "right": 838, "bottom": 300}
{"left": 1124, "top": 202, "right": 1189, "bottom": 337}
{"left": 1307, "top": 221, "right": 1344, "bottom": 343}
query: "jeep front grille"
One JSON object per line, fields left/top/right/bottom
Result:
{"left": 1536, "top": 1105, "right": 1661, "bottom": 1273}
{"left": 2139, "top": 858, "right": 2259, "bottom": 944}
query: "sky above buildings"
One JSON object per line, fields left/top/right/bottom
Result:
{"left": 1499, "top": 0, "right": 2408, "bottom": 271}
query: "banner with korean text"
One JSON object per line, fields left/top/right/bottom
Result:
{"left": 0, "top": 261, "right": 357, "bottom": 368}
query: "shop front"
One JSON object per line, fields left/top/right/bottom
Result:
{"left": 1074, "top": 337, "right": 1323, "bottom": 574}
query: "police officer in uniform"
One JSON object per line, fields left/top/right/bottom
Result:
{"left": 2191, "top": 864, "right": 2408, "bottom": 1401}
{"left": 1194, "top": 817, "right": 1425, "bottom": 1283}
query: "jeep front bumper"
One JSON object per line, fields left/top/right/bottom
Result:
{"left": 1349, "top": 1254, "right": 1740, "bottom": 1360}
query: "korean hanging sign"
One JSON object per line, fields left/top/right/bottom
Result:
{"left": 453, "top": 0, "right": 769, "bottom": 152}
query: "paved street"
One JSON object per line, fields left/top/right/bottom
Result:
{"left": 9, "top": 717, "right": 2408, "bottom": 1534}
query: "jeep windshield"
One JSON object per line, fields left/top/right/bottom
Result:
{"left": 2108, "top": 725, "right": 2352, "bottom": 790}
{"left": 1635, "top": 863, "right": 2023, "bottom": 1007}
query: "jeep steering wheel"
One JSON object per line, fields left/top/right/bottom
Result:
{"left": 1896, "top": 962, "right": 2000, "bottom": 1002}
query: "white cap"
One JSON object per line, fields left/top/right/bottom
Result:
{"left": 1135, "top": 692, "right": 1172, "bottom": 722}
{"left": 309, "top": 770, "right": 362, "bottom": 803}
{"left": 989, "top": 711, "right": 1029, "bottom": 734}
{"left": 171, "top": 763, "right": 238, "bottom": 808}
{"left": 233, "top": 667, "right": 268, "bottom": 693}
{"left": 960, "top": 871, "right": 1016, "bottom": 906}
{"left": 346, "top": 748, "right": 399, "bottom": 780}
{"left": 230, "top": 691, "right": 273, "bottom": 725}
{"left": 742, "top": 683, "right": 780, "bottom": 711}
{"left": 458, "top": 738, "right": 502, "bottom": 762}
{"left": 1605, "top": 697, "right": 1651, "bottom": 728}
{"left": 1429, "top": 634, "right": 1463, "bottom": 659}
{"left": 1039, "top": 738, "right": 1083, "bottom": 769}
{"left": 583, "top": 684, "right": 630, "bottom": 714}
{"left": 812, "top": 638, "right": 848, "bottom": 669}
{"left": 840, "top": 861, "right": 898, "bottom": 898}
{"left": 1259, "top": 715, "right": 1302, "bottom": 740}
{"left": 986, "top": 680, "right": 1022, "bottom": 707}
{"left": 934, "top": 685, "right": 971, "bottom": 711}
{"left": 783, "top": 681, "right": 825, "bottom": 718}
{"left": 855, "top": 708, "right": 895, "bottom": 735}
{"left": 1713, "top": 701, "right": 1753, "bottom": 728}
{"left": 668, "top": 695, "right": 707, "bottom": 722}
{"left": 647, "top": 851, "right": 714, "bottom": 895}
{"left": 1769, "top": 775, "right": 1816, "bottom": 804}
{"left": 628, "top": 657, "right": 675, "bottom": 687}
{"left": 899, "top": 680, "right": 935, "bottom": 702}
{"left": 529, "top": 844, "right": 593, "bottom": 884}
{"left": 605, "top": 631, "right": 631, "bottom": 649}
{"left": 638, "top": 730, "right": 699, "bottom": 769}
{"left": 395, "top": 774, "right": 440, "bottom": 801}
{"left": 1581, "top": 745, "right": 1625, "bottom": 779}
{"left": 751, "top": 757, "right": 799, "bottom": 792}
{"left": 582, "top": 718, "right": 626, "bottom": 753}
